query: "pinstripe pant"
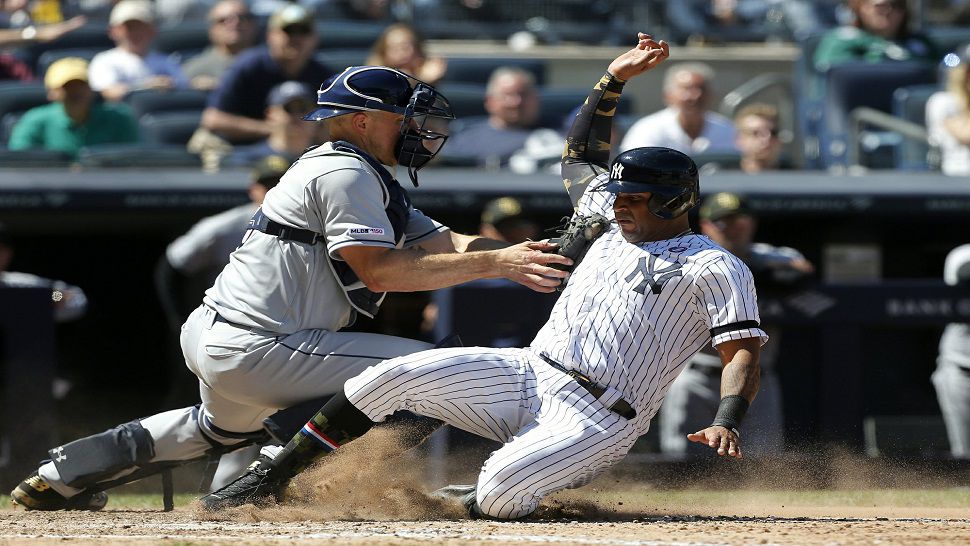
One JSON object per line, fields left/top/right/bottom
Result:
{"left": 344, "top": 347, "right": 640, "bottom": 519}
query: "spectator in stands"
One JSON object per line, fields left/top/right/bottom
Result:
{"left": 0, "top": 222, "right": 87, "bottom": 323}
{"left": 813, "top": 0, "right": 938, "bottom": 72}
{"left": 0, "top": 14, "right": 86, "bottom": 48}
{"left": 0, "top": 52, "right": 32, "bottom": 81}
{"left": 620, "top": 62, "right": 736, "bottom": 155}
{"left": 8, "top": 57, "right": 138, "bottom": 158}
{"left": 200, "top": 3, "right": 330, "bottom": 144}
{"left": 734, "top": 102, "right": 790, "bottom": 172}
{"left": 365, "top": 23, "right": 447, "bottom": 85}
{"left": 932, "top": 243, "right": 970, "bottom": 460}
{"left": 478, "top": 196, "right": 540, "bottom": 245}
{"left": 183, "top": 0, "right": 258, "bottom": 91}
{"left": 225, "top": 80, "right": 324, "bottom": 167}
{"left": 88, "top": 0, "right": 188, "bottom": 101}
{"left": 439, "top": 66, "right": 542, "bottom": 168}
{"left": 927, "top": 46, "right": 970, "bottom": 177}
{"left": 659, "top": 192, "right": 813, "bottom": 458}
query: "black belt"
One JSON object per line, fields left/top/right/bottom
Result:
{"left": 539, "top": 354, "right": 636, "bottom": 420}
{"left": 248, "top": 209, "right": 321, "bottom": 245}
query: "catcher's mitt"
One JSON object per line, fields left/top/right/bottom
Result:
{"left": 549, "top": 212, "right": 612, "bottom": 290}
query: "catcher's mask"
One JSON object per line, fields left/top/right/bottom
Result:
{"left": 596, "top": 147, "right": 699, "bottom": 219}
{"left": 304, "top": 66, "right": 454, "bottom": 186}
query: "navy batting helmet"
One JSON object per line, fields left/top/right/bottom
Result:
{"left": 305, "top": 66, "right": 454, "bottom": 186}
{"left": 597, "top": 147, "right": 699, "bottom": 219}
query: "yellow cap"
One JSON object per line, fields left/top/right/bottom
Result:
{"left": 44, "top": 57, "right": 89, "bottom": 90}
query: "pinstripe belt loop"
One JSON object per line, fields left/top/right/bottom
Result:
{"left": 539, "top": 354, "right": 636, "bottom": 420}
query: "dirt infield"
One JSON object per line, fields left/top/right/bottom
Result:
{"left": 3, "top": 430, "right": 969, "bottom": 545}
{"left": 2, "top": 496, "right": 969, "bottom": 545}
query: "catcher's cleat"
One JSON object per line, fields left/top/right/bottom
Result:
{"left": 200, "top": 455, "right": 288, "bottom": 510}
{"left": 10, "top": 471, "right": 108, "bottom": 511}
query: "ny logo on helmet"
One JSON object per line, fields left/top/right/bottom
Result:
{"left": 611, "top": 163, "right": 625, "bottom": 179}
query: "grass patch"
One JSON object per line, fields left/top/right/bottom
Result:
{"left": 1, "top": 493, "right": 200, "bottom": 511}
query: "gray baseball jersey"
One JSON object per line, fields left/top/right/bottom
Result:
{"left": 204, "top": 142, "right": 446, "bottom": 334}
{"left": 933, "top": 244, "right": 970, "bottom": 458}
{"left": 38, "top": 142, "right": 443, "bottom": 499}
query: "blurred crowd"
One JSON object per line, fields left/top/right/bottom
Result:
{"left": 0, "top": 0, "right": 967, "bottom": 174}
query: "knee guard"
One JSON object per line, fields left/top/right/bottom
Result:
{"left": 49, "top": 420, "right": 155, "bottom": 490}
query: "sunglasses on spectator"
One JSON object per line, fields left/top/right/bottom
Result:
{"left": 741, "top": 128, "right": 779, "bottom": 138}
{"left": 213, "top": 12, "right": 254, "bottom": 24}
{"left": 282, "top": 24, "right": 314, "bottom": 36}
{"left": 871, "top": 0, "right": 906, "bottom": 10}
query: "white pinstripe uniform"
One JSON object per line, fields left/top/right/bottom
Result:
{"left": 342, "top": 174, "right": 768, "bottom": 519}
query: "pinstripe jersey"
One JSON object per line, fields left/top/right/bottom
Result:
{"left": 531, "top": 173, "right": 768, "bottom": 434}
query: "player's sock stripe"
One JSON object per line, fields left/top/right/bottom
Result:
{"left": 300, "top": 422, "right": 340, "bottom": 451}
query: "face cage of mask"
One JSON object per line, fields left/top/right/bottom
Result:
{"left": 395, "top": 83, "right": 453, "bottom": 187}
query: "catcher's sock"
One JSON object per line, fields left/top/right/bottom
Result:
{"left": 272, "top": 390, "right": 374, "bottom": 477}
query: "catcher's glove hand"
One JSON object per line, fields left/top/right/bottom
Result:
{"left": 548, "top": 212, "right": 612, "bottom": 290}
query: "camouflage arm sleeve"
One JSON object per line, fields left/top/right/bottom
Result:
{"left": 561, "top": 71, "right": 627, "bottom": 208}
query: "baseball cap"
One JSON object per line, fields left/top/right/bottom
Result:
{"left": 268, "top": 4, "right": 314, "bottom": 31}
{"left": 267, "top": 81, "right": 314, "bottom": 107}
{"left": 699, "top": 192, "right": 752, "bottom": 222}
{"left": 251, "top": 155, "right": 290, "bottom": 188}
{"left": 44, "top": 57, "right": 89, "bottom": 89}
{"left": 109, "top": 0, "right": 156, "bottom": 25}
{"left": 481, "top": 197, "right": 525, "bottom": 226}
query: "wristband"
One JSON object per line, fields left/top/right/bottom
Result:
{"left": 711, "top": 394, "right": 749, "bottom": 434}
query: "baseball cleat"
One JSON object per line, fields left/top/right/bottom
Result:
{"left": 10, "top": 471, "right": 108, "bottom": 511}
{"left": 200, "top": 455, "right": 288, "bottom": 510}
{"left": 431, "top": 483, "right": 476, "bottom": 502}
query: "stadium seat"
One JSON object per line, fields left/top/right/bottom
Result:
{"left": 0, "top": 111, "right": 24, "bottom": 145}
{"left": 927, "top": 26, "right": 970, "bottom": 56}
{"left": 138, "top": 111, "right": 203, "bottom": 146}
{"left": 819, "top": 61, "right": 937, "bottom": 169}
{"left": 436, "top": 83, "right": 487, "bottom": 120}
{"left": 19, "top": 23, "right": 114, "bottom": 73}
{"left": 0, "top": 82, "right": 49, "bottom": 143}
{"left": 0, "top": 148, "right": 72, "bottom": 167}
{"left": 154, "top": 21, "right": 211, "bottom": 56}
{"left": 35, "top": 48, "right": 103, "bottom": 81}
{"left": 314, "top": 49, "right": 369, "bottom": 73}
{"left": 124, "top": 88, "right": 209, "bottom": 120}
{"left": 317, "top": 20, "right": 386, "bottom": 50}
{"left": 77, "top": 143, "right": 202, "bottom": 168}
{"left": 892, "top": 84, "right": 941, "bottom": 171}
{"left": 439, "top": 58, "right": 546, "bottom": 86}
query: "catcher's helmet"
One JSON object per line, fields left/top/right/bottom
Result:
{"left": 305, "top": 66, "right": 454, "bottom": 186}
{"left": 598, "top": 147, "right": 699, "bottom": 219}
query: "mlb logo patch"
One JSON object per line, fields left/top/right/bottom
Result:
{"left": 348, "top": 227, "right": 386, "bottom": 236}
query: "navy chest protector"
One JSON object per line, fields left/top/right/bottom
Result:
{"left": 328, "top": 141, "right": 409, "bottom": 318}
{"left": 246, "top": 140, "right": 410, "bottom": 319}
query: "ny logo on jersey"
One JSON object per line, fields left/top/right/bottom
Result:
{"left": 625, "top": 254, "right": 683, "bottom": 295}
{"left": 611, "top": 162, "right": 624, "bottom": 179}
